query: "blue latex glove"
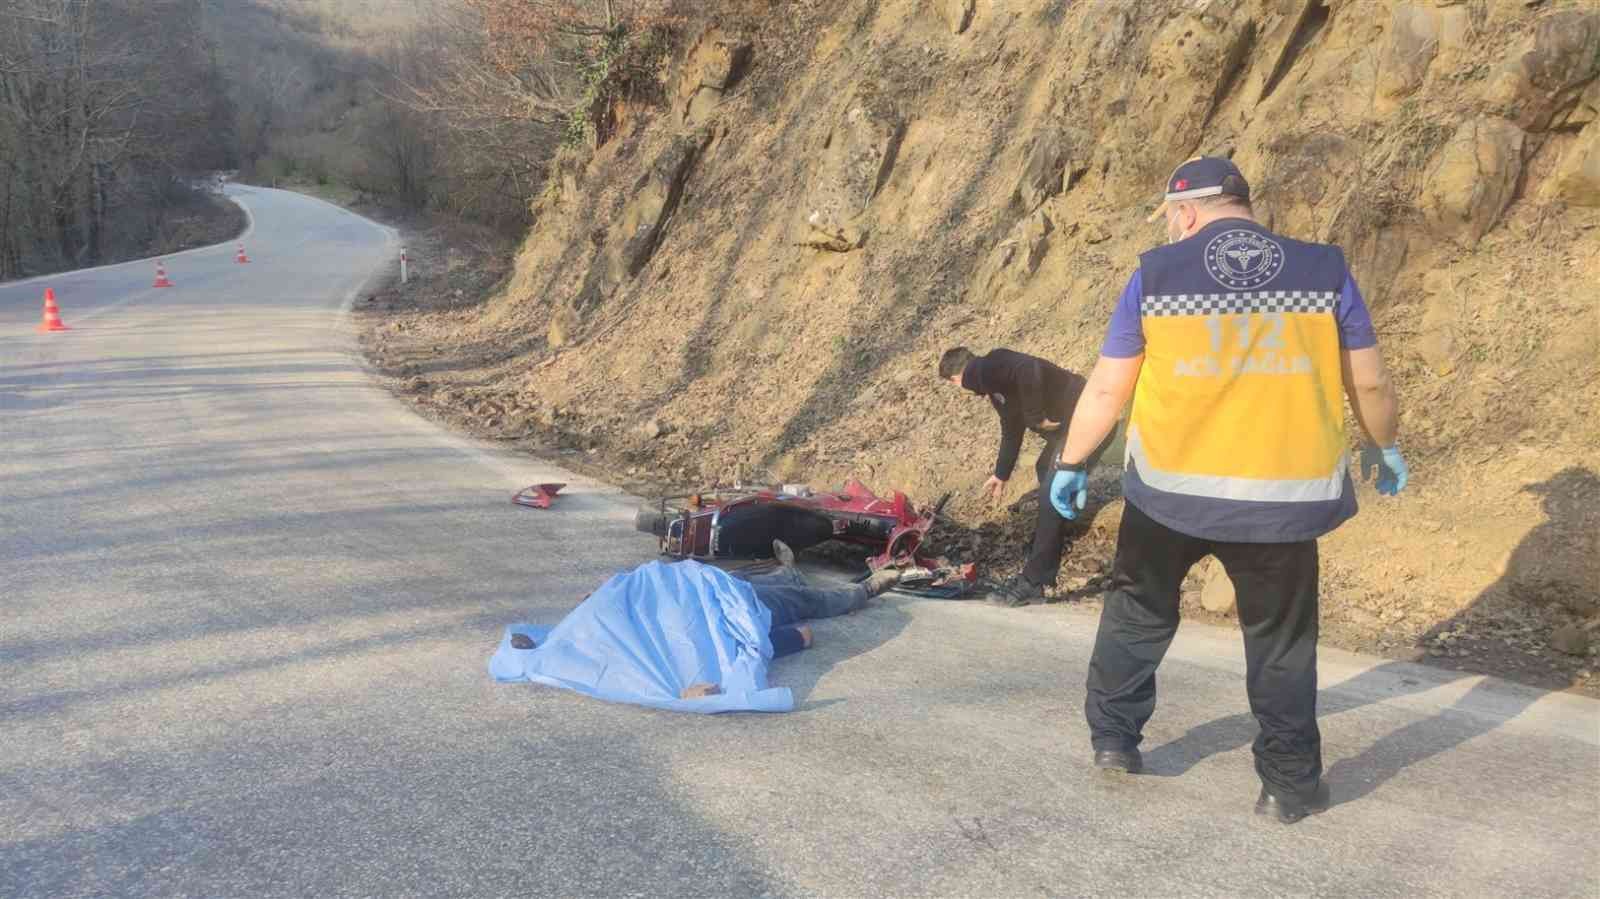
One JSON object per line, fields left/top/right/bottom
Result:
{"left": 1049, "top": 469, "right": 1088, "bottom": 519}
{"left": 1360, "top": 444, "right": 1409, "bottom": 496}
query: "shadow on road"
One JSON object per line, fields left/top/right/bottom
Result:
{"left": 774, "top": 597, "right": 911, "bottom": 710}
{"left": 0, "top": 602, "right": 511, "bottom": 723}
{"left": 1141, "top": 661, "right": 1540, "bottom": 811}
{"left": 1141, "top": 467, "right": 1598, "bottom": 809}
{"left": 0, "top": 727, "right": 781, "bottom": 897}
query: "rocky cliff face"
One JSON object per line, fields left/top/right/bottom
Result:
{"left": 373, "top": 0, "right": 1600, "bottom": 687}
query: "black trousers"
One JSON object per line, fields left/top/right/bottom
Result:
{"left": 1022, "top": 427, "right": 1116, "bottom": 587}
{"left": 1021, "top": 429, "right": 1069, "bottom": 586}
{"left": 1085, "top": 501, "right": 1323, "bottom": 797}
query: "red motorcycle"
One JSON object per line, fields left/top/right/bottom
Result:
{"left": 634, "top": 479, "right": 975, "bottom": 594}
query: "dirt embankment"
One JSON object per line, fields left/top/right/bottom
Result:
{"left": 357, "top": 0, "right": 1600, "bottom": 695}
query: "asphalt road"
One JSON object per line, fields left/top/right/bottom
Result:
{"left": 2, "top": 186, "right": 1597, "bottom": 898}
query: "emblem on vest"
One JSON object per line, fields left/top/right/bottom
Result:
{"left": 1204, "top": 229, "right": 1285, "bottom": 289}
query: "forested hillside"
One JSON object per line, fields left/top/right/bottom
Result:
{"left": 3, "top": 0, "right": 673, "bottom": 279}
{"left": 207, "top": 0, "right": 594, "bottom": 231}
{"left": 0, "top": 0, "right": 236, "bottom": 278}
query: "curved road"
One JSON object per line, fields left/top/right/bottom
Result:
{"left": 2, "top": 187, "right": 1596, "bottom": 898}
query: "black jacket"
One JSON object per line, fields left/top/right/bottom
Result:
{"left": 961, "top": 348, "right": 1087, "bottom": 481}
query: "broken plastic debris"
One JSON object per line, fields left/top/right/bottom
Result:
{"left": 512, "top": 483, "right": 566, "bottom": 509}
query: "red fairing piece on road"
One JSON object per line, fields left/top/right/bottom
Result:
{"left": 511, "top": 483, "right": 565, "bottom": 509}
{"left": 635, "top": 479, "right": 976, "bottom": 593}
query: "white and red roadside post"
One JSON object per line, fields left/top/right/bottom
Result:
{"left": 401, "top": 247, "right": 409, "bottom": 284}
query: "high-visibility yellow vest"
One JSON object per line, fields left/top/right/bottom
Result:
{"left": 1123, "top": 219, "right": 1356, "bottom": 543}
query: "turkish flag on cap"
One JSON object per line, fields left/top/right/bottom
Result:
{"left": 1174, "top": 178, "right": 1189, "bottom": 190}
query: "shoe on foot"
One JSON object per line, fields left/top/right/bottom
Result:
{"left": 986, "top": 576, "right": 1043, "bottom": 607}
{"left": 1254, "top": 781, "right": 1330, "bottom": 823}
{"left": 772, "top": 539, "right": 797, "bottom": 568}
{"left": 863, "top": 568, "right": 902, "bottom": 596}
{"left": 1093, "top": 748, "right": 1143, "bottom": 775}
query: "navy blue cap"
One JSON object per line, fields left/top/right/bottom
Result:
{"left": 1148, "top": 156, "right": 1251, "bottom": 221}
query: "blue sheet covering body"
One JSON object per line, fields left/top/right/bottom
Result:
{"left": 489, "top": 560, "right": 796, "bottom": 713}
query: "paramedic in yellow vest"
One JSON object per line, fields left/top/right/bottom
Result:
{"left": 1047, "top": 157, "right": 1407, "bottom": 824}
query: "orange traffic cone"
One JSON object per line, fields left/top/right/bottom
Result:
{"left": 153, "top": 260, "right": 173, "bottom": 288}
{"left": 38, "top": 288, "right": 70, "bottom": 332}
{"left": 235, "top": 243, "right": 250, "bottom": 264}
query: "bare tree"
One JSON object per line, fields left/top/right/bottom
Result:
{"left": 465, "top": 0, "right": 673, "bottom": 55}
{"left": 0, "top": 0, "right": 232, "bottom": 277}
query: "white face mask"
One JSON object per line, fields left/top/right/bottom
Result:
{"left": 1166, "top": 214, "right": 1185, "bottom": 245}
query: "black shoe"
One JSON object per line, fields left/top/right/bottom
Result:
{"left": 1255, "top": 781, "right": 1330, "bottom": 823}
{"left": 986, "top": 576, "right": 1043, "bottom": 607}
{"left": 1093, "top": 748, "right": 1143, "bottom": 775}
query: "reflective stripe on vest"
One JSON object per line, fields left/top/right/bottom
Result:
{"left": 1126, "top": 425, "right": 1347, "bottom": 503}
{"left": 1129, "top": 220, "right": 1349, "bottom": 519}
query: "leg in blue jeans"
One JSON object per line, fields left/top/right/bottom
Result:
{"left": 769, "top": 625, "right": 809, "bottom": 659}
{"left": 732, "top": 568, "right": 807, "bottom": 588}
{"left": 731, "top": 567, "right": 870, "bottom": 657}
{"left": 750, "top": 582, "right": 870, "bottom": 627}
